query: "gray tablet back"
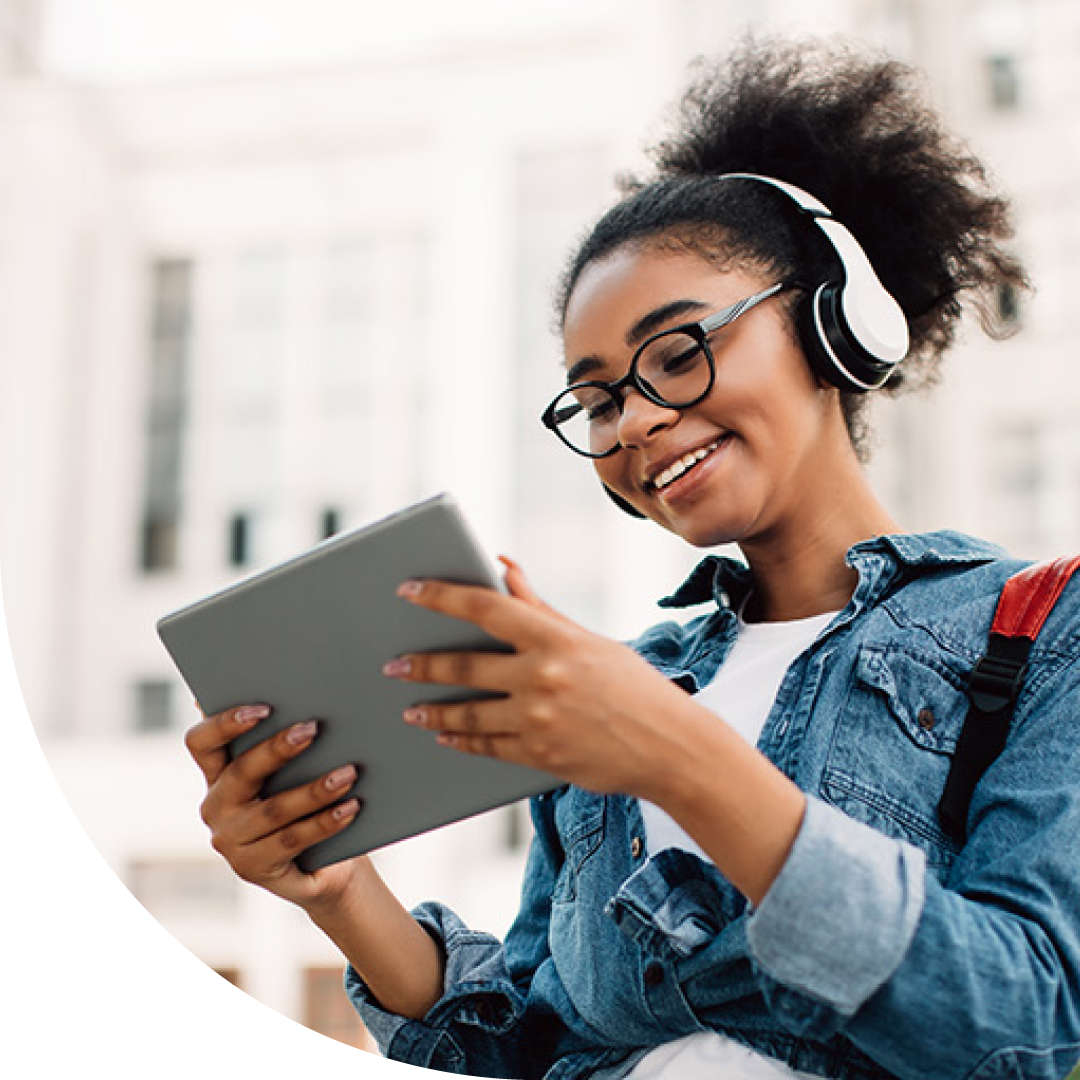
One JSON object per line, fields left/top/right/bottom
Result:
{"left": 157, "top": 493, "right": 556, "bottom": 870}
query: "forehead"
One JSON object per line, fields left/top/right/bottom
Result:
{"left": 562, "top": 246, "right": 769, "bottom": 360}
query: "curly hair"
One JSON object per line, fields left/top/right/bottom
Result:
{"left": 555, "top": 37, "right": 1028, "bottom": 456}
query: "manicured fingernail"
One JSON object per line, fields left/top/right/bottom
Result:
{"left": 235, "top": 704, "right": 271, "bottom": 726}
{"left": 332, "top": 798, "right": 361, "bottom": 821}
{"left": 286, "top": 720, "right": 319, "bottom": 746}
{"left": 324, "top": 765, "right": 357, "bottom": 791}
{"left": 383, "top": 657, "right": 411, "bottom": 677}
{"left": 403, "top": 708, "right": 426, "bottom": 726}
{"left": 397, "top": 580, "right": 422, "bottom": 599}
{"left": 436, "top": 733, "right": 458, "bottom": 748}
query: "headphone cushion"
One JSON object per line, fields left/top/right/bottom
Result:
{"left": 799, "top": 284, "right": 899, "bottom": 392}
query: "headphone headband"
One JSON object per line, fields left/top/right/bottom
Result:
{"left": 717, "top": 172, "right": 909, "bottom": 390}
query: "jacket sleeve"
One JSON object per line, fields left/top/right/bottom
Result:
{"left": 746, "top": 650, "right": 1080, "bottom": 1080}
{"left": 344, "top": 790, "right": 582, "bottom": 1078}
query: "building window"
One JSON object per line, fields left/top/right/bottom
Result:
{"left": 228, "top": 511, "right": 255, "bottom": 568}
{"left": 134, "top": 679, "right": 174, "bottom": 733}
{"left": 304, "top": 967, "right": 376, "bottom": 1051}
{"left": 513, "top": 147, "right": 612, "bottom": 629}
{"left": 140, "top": 518, "right": 178, "bottom": 574}
{"left": 320, "top": 507, "right": 342, "bottom": 540}
{"left": 324, "top": 244, "right": 373, "bottom": 394}
{"left": 231, "top": 251, "right": 286, "bottom": 398}
{"left": 987, "top": 54, "right": 1022, "bottom": 110}
{"left": 139, "top": 259, "right": 193, "bottom": 572}
{"left": 501, "top": 801, "right": 531, "bottom": 853}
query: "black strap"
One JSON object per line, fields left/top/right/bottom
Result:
{"left": 938, "top": 633, "right": 1032, "bottom": 844}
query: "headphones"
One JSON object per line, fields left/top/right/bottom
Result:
{"left": 725, "top": 172, "right": 909, "bottom": 392}
{"left": 602, "top": 172, "right": 910, "bottom": 519}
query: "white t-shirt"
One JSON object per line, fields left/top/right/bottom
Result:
{"left": 628, "top": 608, "right": 836, "bottom": 1080}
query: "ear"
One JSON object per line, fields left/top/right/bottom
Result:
{"left": 603, "top": 484, "right": 647, "bottom": 519}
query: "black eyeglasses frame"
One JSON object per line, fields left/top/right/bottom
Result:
{"left": 540, "top": 281, "right": 789, "bottom": 459}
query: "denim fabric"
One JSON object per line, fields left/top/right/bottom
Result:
{"left": 346, "top": 532, "right": 1080, "bottom": 1080}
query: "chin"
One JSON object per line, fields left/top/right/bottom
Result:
{"left": 648, "top": 511, "right": 746, "bottom": 550}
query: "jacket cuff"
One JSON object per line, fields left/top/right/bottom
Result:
{"left": 344, "top": 901, "right": 523, "bottom": 1063}
{"left": 747, "top": 796, "right": 926, "bottom": 1027}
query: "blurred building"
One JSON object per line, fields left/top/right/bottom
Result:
{"left": 1, "top": 0, "right": 1078, "bottom": 1052}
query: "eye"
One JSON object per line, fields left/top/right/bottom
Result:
{"left": 660, "top": 340, "right": 703, "bottom": 374}
{"left": 583, "top": 396, "right": 618, "bottom": 423}
{"left": 639, "top": 331, "right": 705, "bottom": 380}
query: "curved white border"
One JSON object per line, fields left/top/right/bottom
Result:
{"left": 0, "top": 564, "right": 420, "bottom": 1078}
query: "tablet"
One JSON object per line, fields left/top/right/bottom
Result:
{"left": 157, "top": 493, "right": 557, "bottom": 870}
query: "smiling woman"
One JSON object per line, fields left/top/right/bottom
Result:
{"left": 184, "top": 36, "right": 1080, "bottom": 1080}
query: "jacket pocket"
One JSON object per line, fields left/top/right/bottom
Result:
{"left": 822, "top": 643, "right": 968, "bottom": 870}
{"left": 551, "top": 787, "right": 606, "bottom": 904}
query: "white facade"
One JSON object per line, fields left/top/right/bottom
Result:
{"left": 2, "top": 0, "right": 1079, "bottom": 1050}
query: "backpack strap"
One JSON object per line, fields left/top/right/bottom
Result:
{"left": 938, "top": 555, "right": 1080, "bottom": 844}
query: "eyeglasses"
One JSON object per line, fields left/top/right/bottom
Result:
{"left": 541, "top": 282, "right": 788, "bottom": 459}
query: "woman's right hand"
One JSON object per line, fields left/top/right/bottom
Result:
{"left": 185, "top": 704, "right": 366, "bottom": 912}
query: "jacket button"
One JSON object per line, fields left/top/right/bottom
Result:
{"left": 630, "top": 837, "right": 644, "bottom": 859}
{"left": 643, "top": 963, "right": 664, "bottom": 987}
{"left": 918, "top": 708, "right": 937, "bottom": 730}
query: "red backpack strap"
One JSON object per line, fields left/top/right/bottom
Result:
{"left": 992, "top": 556, "right": 1080, "bottom": 639}
{"left": 938, "top": 556, "right": 1080, "bottom": 844}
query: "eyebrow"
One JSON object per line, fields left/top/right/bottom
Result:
{"left": 565, "top": 298, "right": 711, "bottom": 386}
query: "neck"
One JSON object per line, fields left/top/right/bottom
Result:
{"left": 739, "top": 465, "right": 898, "bottom": 624}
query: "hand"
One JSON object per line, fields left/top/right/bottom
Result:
{"left": 185, "top": 705, "right": 367, "bottom": 912}
{"left": 384, "top": 556, "right": 694, "bottom": 799}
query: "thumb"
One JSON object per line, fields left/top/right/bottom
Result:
{"left": 498, "top": 554, "right": 553, "bottom": 612}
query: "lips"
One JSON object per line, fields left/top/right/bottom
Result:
{"left": 645, "top": 437, "right": 726, "bottom": 492}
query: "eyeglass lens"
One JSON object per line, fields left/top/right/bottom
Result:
{"left": 550, "top": 328, "right": 710, "bottom": 457}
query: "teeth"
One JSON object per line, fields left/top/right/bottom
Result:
{"left": 653, "top": 442, "right": 719, "bottom": 490}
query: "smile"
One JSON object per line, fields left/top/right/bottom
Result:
{"left": 649, "top": 439, "right": 723, "bottom": 492}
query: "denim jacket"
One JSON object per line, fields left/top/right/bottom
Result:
{"left": 346, "top": 532, "right": 1080, "bottom": 1080}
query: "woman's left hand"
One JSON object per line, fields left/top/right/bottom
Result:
{"left": 383, "top": 556, "right": 690, "bottom": 798}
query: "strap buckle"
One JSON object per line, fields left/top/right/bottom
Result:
{"left": 966, "top": 638, "right": 1028, "bottom": 716}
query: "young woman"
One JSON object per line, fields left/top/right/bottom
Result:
{"left": 185, "top": 38, "right": 1080, "bottom": 1080}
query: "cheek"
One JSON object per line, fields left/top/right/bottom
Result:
{"left": 593, "top": 457, "right": 625, "bottom": 495}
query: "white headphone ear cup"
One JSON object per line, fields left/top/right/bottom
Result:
{"left": 798, "top": 284, "right": 899, "bottom": 392}
{"left": 814, "top": 217, "right": 909, "bottom": 365}
{"left": 717, "top": 173, "right": 911, "bottom": 390}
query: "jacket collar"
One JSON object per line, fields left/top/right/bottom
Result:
{"left": 658, "top": 530, "right": 1007, "bottom": 611}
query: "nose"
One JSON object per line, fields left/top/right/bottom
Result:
{"left": 615, "top": 387, "right": 680, "bottom": 450}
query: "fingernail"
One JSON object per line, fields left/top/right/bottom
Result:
{"left": 383, "top": 657, "right": 411, "bottom": 678}
{"left": 403, "top": 708, "right": 426, "bottom": 726}
{"left": 324, "top": 765, "right": 357, "bottom": 791}
{"left": 332, "top": 798, "right": 362, "bottom": 821}
{"left": 397, "top": 580, "right": 422, "bottom": 599}
{"left": 235, "top": 704, "right": 271, "bottom": 726}
{"left": 286, "top": 720, "right": 319, "bottom": 746}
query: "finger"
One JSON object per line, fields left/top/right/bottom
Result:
{"left": 434, "top": 730, "right": 518, "bottom": 763}
{"left": 201, "top": 719, "right": 320, "bottom": 823}
{"left": 397, "top": 577, "right": 546, "bottom": 646}
{"left": 185, "top": 704, "right": 272, "bottom": 787}
{"left": 498, "top": 554, "right": 557, "bottom": 614}
{"left": 404, "top": 697, "right": 518, "bottom": 738}
{"left": 384, "top": 648, "right": 517, "bottom": 690}
{"left": 229, "top": 797, "right": 362, "bottom": 885}
{"left": 224, "top": 762, "right": 362, "bottom": 849}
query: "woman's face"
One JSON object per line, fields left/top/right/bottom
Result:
{"left": 560, "top": 244, "right": 853, "bottom": 549}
